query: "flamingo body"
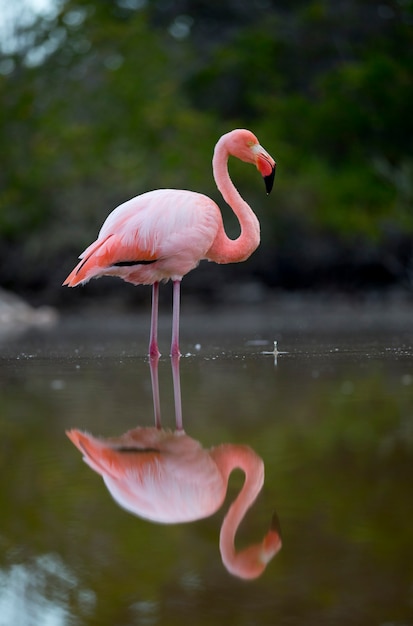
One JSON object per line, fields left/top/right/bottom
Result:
{"left": 64, "top": 189, "right": 222, "bottom": 288}
{"left": 63, "top": 129, "right": 276, "bottom": 356}
{"left": 68, "top": 427, "right": 226, "bottom": 523}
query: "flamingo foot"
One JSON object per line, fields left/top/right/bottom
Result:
{"left": 149, "top": 342, "right": 161, "bottom": 359}
{"left": 169, "top": 343, "right": 181, "bottom": 358}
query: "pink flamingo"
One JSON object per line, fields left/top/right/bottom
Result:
{"left": 66, "top": 429, "right": 281, "bottom": 579}
{"left": 66, "top": 355, "right": 281, "bottom": 579}
{"left": 63, "top": 129, "right": 276, "bottom": 357}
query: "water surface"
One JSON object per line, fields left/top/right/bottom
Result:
{"left": 1, "top": 306, "right": 413, "bottom": 625}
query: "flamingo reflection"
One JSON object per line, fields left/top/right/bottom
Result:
{"left": 67, "top": 355, "right": 281, "bottom": 579}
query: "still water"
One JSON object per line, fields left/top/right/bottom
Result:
{"left": 1, "top": 305, "right": 413, "bottom": 626}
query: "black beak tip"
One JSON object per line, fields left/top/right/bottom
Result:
{"left": 270, "top": 509, "right": 282, "bottom": 537}
{"left": 264, "top": 166, "right": 276, "bottom": 194}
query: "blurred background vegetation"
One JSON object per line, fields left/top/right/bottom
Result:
{"left": 0, "top": 0, "right": 412, "bottom": 309}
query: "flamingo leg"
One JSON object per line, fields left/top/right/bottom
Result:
{"left": 171, "top": 353, "right": 183, "bottom": 431}
{"left": 149, "top": 281, "right": 160, "bottom": 358}
{"left": 170, "top": 279, "right": 182, "bottom": 357}
{"left": 149, "top": 352, "right": 162, "bottom": 429}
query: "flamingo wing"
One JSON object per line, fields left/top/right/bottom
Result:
{"left": 66, "top": 428, "right": 227, "bottom": 523}
{"left": 63, "top": 189, "right": 221, "bottom": 287}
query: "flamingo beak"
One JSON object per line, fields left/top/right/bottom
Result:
{"left": 264, "top": 166, "right": 276, "bottom": 194}
{"left": 253, "top": 145, "right": 276, "bottom": 194}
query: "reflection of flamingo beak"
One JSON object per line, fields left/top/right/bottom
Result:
{"left": 261, "top": 510, "right": 283, "bottom": 562}
{"left": 270, "top": 509, "right": 282, "bottom": 538}
{"left": 253, "top": 145, "right": 276, "bottom": 194}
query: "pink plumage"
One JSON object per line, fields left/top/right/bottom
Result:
{"left": 64, "top": 189, "right": 221, "bottom": 286}
{"left": 63, "top": 129, "right": 276, "bottom": 356}
{"left": 66, "top": 427, "right": 282, "bottom": 579}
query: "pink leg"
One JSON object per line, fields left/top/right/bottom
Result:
{"left": 171, "top": 353, "right": 183, "bottom": 431}
{"left": 170, "top": 279, "right": 181, "bottom": 357}
{"left": 149, "top": 282, "right": 160, "bottom": 358}
{"left": 149, "top": 352, "right": 161, "bottom": 429}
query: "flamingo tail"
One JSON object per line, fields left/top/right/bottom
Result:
{"left": 66, "top": 429, "right": 161, "bottom": 479}
{"left": 63, "top": 236, "right": 114, "bottom": 286}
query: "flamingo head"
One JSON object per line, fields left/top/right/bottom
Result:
{"left": 225, "top": 129, "right": 277, "bottom": 194}
{"left": 220, "top": 509, "right": 282, "bottom": 580}
{"left": 223, "top": 526, "right": 282, "bottom": 580}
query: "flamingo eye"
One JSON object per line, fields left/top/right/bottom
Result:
{"left": 246, "top": 140, "right": 255, "bottom": 147}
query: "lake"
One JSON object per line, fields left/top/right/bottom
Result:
{"left": 1, "top": 300, "right": 413, "bottom": 625}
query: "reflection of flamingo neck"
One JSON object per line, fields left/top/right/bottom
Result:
{"left": 211, "top": 443, "right": 270, "bottom": 579}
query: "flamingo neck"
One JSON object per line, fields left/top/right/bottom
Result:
{"left": 206, "top": 138, "right": 260, "bottom": 264}
{"left": 211, "top": 444, "right": 268, "bottom": 579}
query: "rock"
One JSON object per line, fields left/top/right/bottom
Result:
{"left": 0, "top": 288, "right": 58, "bottom": 337}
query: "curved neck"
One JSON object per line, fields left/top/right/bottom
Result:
{"left": 210, "top": 444, "right": 266, "bottom": 579}
{"left": 206, "top": 138, "right": 260, "bottom": 264}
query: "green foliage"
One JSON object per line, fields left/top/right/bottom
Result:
{"left": 0, "top": 0, "right": 412, "bottom": 295}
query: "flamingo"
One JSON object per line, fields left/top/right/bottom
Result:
{"left": 67, "top": 428, "right": 281, "bottom": 579}
{"left": 63, "top": 129, "right": 276, "bottom": 357}
{"left": 66, "top": 356, "right": 282, "bottom": 580}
